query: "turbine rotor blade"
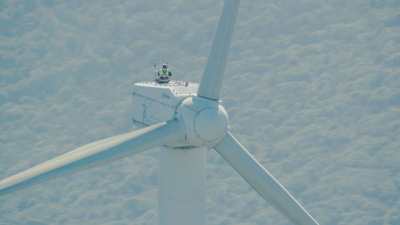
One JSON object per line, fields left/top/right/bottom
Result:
{"left": 214, "top": 132, "right": 320, "bottom": 225}
{"left": 197, "top": 0, "right": 240, "bottom": 100}
{"left": 0, "top": 120, "right": 184, "bottom": 195}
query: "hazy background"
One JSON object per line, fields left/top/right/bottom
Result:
{"left": 1, "top": 0, "right": 399, "bottom": 224}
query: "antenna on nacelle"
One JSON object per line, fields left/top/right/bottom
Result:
{"left": 153, "top": 64, "right": 158, "bottom": 81}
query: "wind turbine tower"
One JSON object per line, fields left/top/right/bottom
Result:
{"left": 0, "top": 1, "right": 321, "bottom": 225}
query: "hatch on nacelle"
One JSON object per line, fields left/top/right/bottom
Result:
{"left": 131, "top": 80, "right": 198, "bottom": 126}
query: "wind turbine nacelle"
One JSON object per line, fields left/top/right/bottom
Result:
{"left": 131, "top": 81, "right": 198, "bottom": 126}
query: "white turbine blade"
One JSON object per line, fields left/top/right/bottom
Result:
{"left": 214, "top": 132, "right": 320, "bottom": 225}
{"left": 0, "top": 120, "right": 183, "bottom": 195}
{"left": 197, "top": 0, "right": 240, "bottom": 100}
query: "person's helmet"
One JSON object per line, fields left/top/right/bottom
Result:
{"left": 162, "top": 64, "right": 168, "bottom": 69}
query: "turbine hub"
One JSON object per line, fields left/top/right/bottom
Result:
{"left": 177, "top": 97, "right": 229, "bottom": 147}
{"left": 194, "top": 107, "right": 227, "bottom": 142}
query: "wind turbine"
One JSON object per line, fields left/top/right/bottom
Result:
{"left": 0, "top": 1, "right": 320, "bottom": 225}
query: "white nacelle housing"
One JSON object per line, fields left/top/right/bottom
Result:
{"left": 132, "top": 81, "right": 198, "bottom": 126}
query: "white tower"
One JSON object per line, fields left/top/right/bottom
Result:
{"left": 159, "top": 147, "right": 206, "bottom": 225}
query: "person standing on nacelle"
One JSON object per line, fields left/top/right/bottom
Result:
{"left": 156, "top": 64, "right": 172, "bottom": 83}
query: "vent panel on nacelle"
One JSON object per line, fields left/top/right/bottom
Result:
{"left": 132, "top": 81, "right": 198, "bottom": 126}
